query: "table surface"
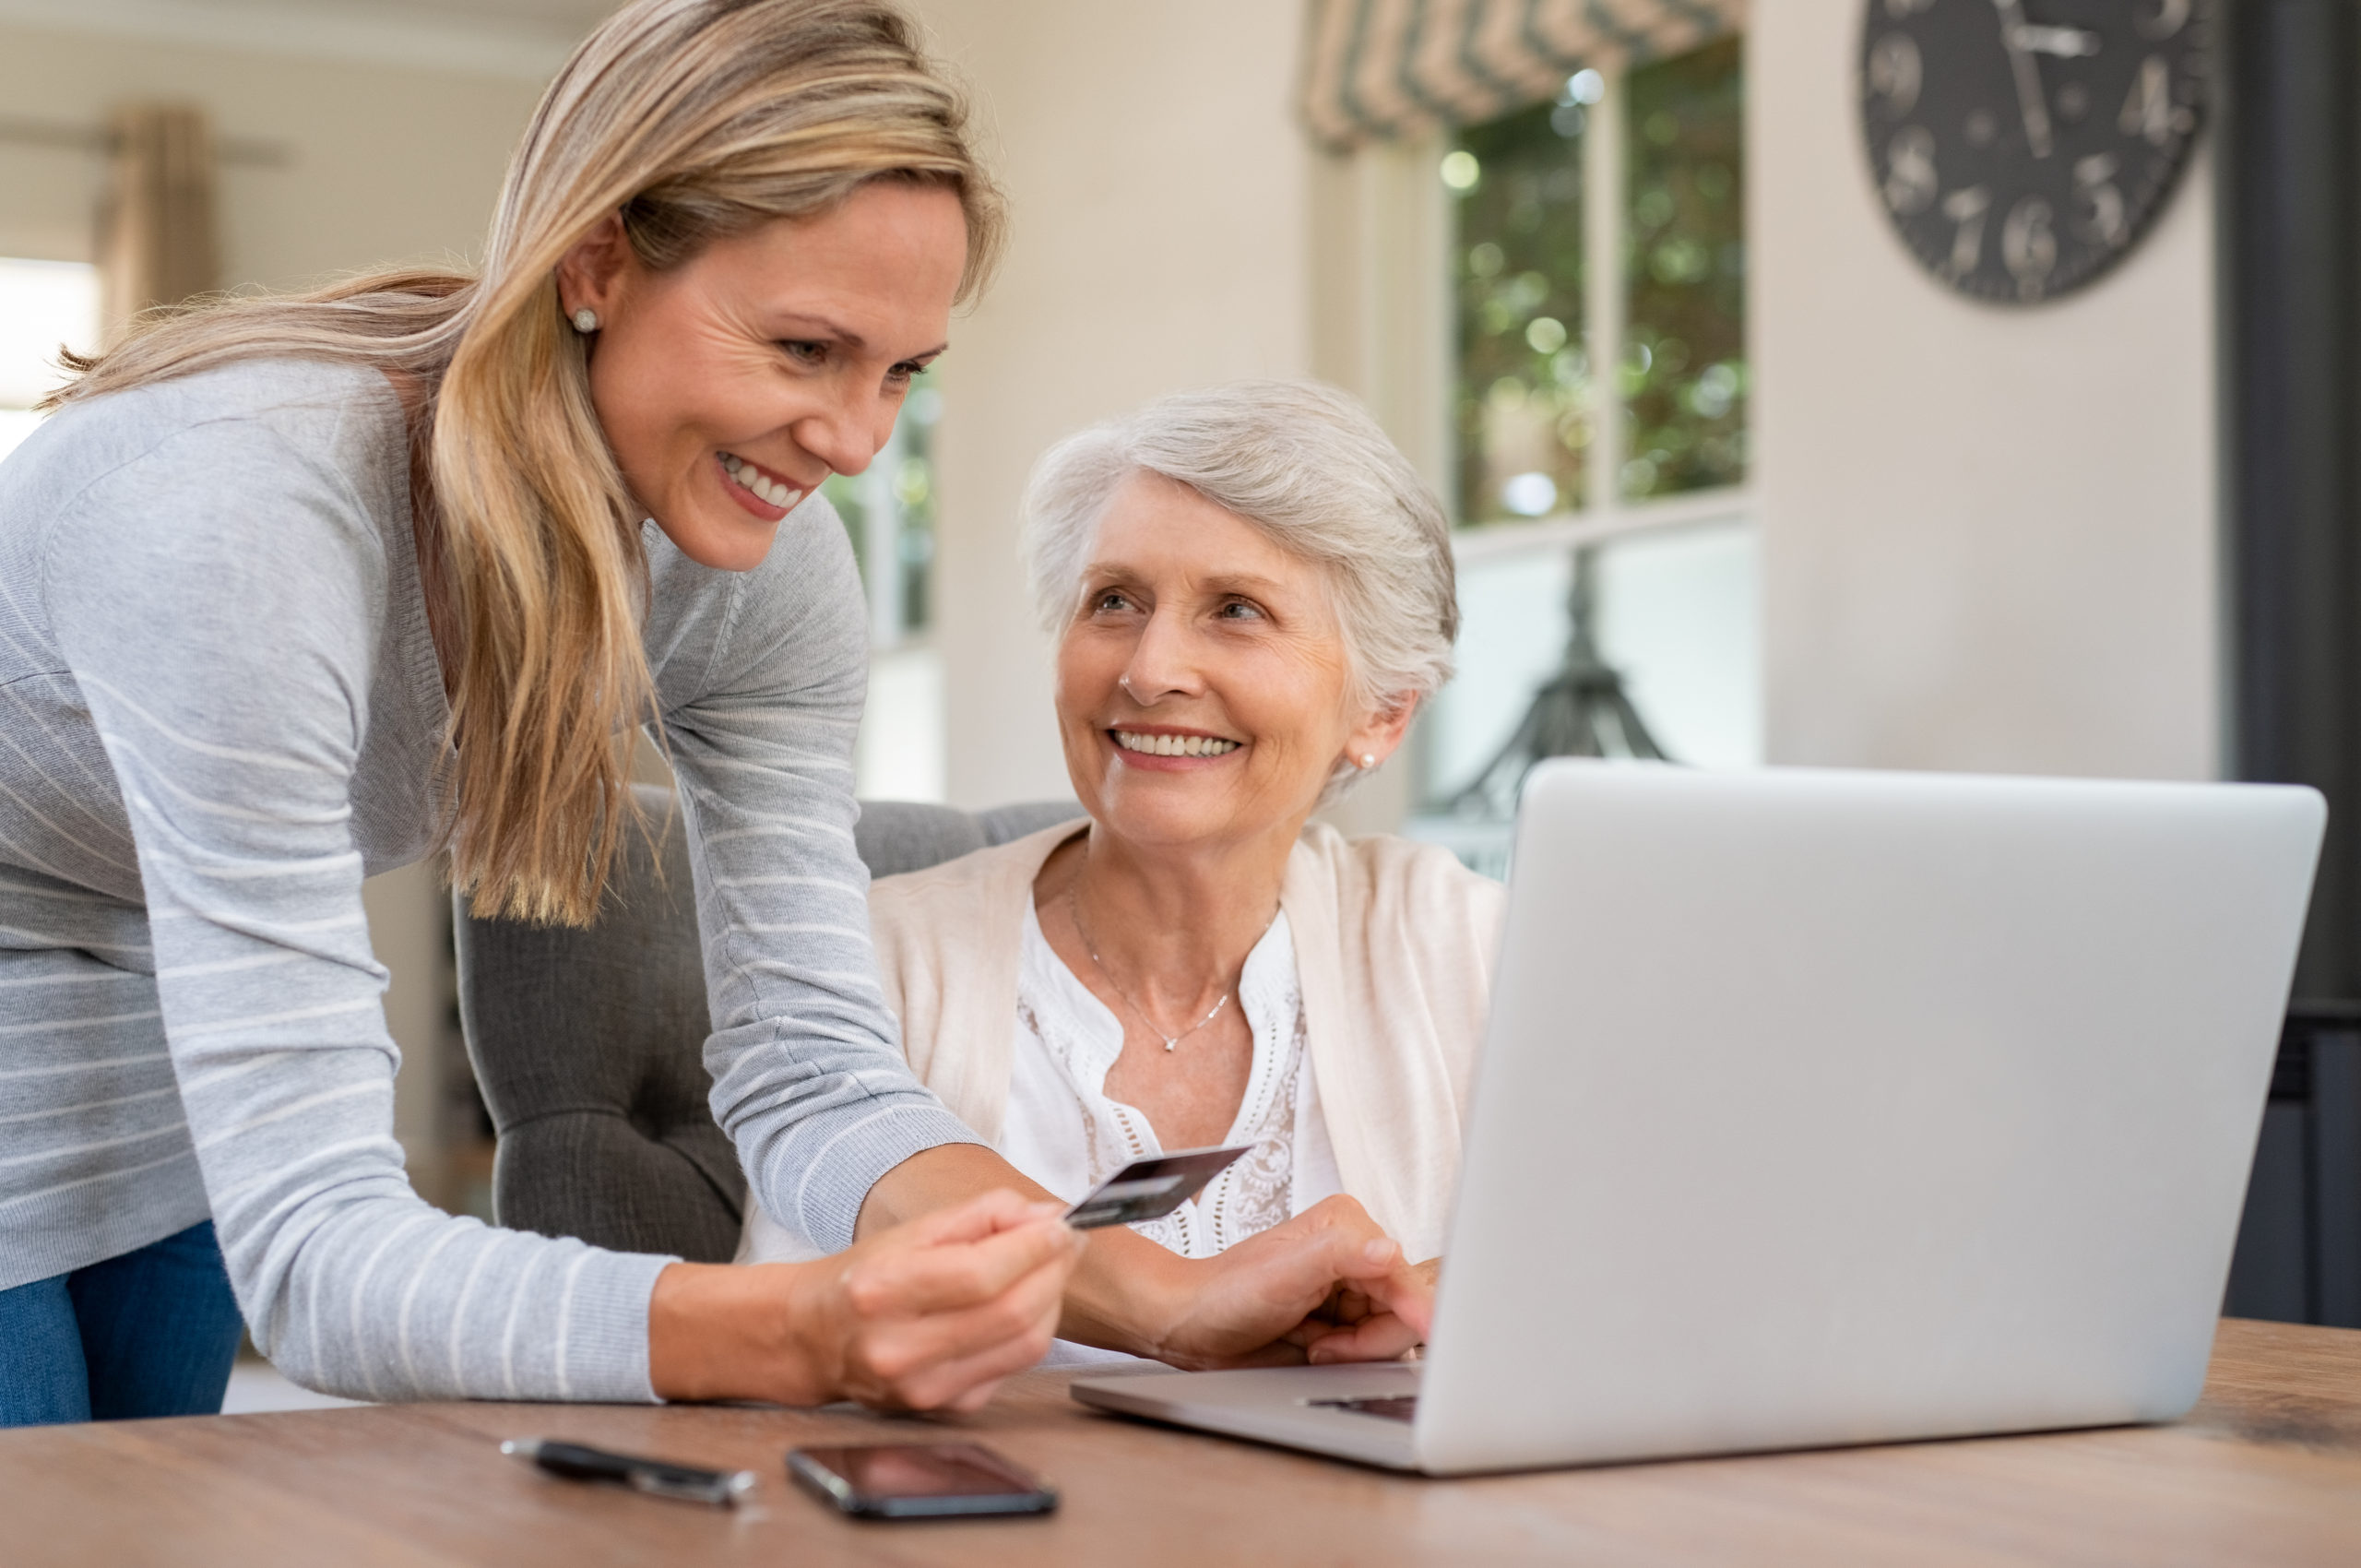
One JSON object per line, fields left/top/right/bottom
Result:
{"left": 4, "top": 1318, "right": 2357, "bottom": 1567}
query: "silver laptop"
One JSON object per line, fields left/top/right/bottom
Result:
{"left": 1071, "top": 761, "right": 2323, "bottom": 1475}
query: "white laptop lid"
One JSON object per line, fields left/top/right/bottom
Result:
{"left": 1414, "top": 762, "right": 2322, "bottom": 1474}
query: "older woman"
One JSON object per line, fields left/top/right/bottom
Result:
{"left": 746, "top": 382, "right": 1501, "bottom": 1348}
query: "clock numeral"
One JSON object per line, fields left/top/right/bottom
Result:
{"left": 2122, "top": 55, "right": 2174, "bottom": 146}
{"left": 2002, "top": 196, "right": 2058, "bottom": 297}
{"left": 1867, "top": 32, "right": 1923, "bottom": 118}
{"left": 2074, "top": 153, "right": 2128, "bottom": 247}
{"left": 1885, "top": 125, "right": 1938, "bottom": 215}
{"left": 1941, "top": 185, "right": 1993, "bottom": 279}
{"left": 2137, "top": 0, "right": 2190, "bottom": 41}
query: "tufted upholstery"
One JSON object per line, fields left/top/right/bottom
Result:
{"left": 453, "top": 784, "right": 1083, "bottom": 1262}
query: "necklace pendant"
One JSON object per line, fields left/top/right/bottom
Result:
{"left": 1162, "top": 1037, "right": 1179, "bottom": 1051}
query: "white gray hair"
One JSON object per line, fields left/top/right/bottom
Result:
{"left": 1020, "top": 380, "right": 1459, "bottom": 803}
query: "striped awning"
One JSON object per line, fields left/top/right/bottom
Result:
{"left": 1300, "top": 0, "right": 1747, "bottom": 150}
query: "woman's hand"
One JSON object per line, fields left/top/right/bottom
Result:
{"left": 649, "top": 1188, "right": 1081, "bottom": 1411}
{"left": 790, "top": 1190, "right": 1084, "bottom": 1411}
{"left": 1299, "top": 1255, "right": 1440, "bottom": 1364}
{"left": 1136, "top": 1196, "right": 1436, "bottom": 1370}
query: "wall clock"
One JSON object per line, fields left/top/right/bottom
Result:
{"left": 1859, "top": 0, "right": 2212, "bottom": 303}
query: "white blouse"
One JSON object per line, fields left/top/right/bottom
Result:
{"left": 1003, "top": 899, "right": 1342, "bottom": 1258}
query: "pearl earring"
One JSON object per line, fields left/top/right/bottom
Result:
{"left": 1360, "top": 753, "right": 1378, "bottom": 769}
{"left": 571, "top": 307, "right": 600, "bottom": 334}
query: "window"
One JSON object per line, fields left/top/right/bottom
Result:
{"left": 823, "top": 370, "right": 945, "bottom": 801}
{"left": 0, "top": 258, "right": 101, "bottom": 465}
{"left": 1418, "top": 39, "right": 1757, "bottom": 854}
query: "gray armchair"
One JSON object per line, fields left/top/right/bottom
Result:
{"left": 453, "top": 784, "right": 1081, "bottom": 1262}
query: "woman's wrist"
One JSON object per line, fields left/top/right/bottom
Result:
{"left": 647, "top": 1261, "right": 832, "bottom": 1406}
{"left": 1053, "top": 1228, "right": 1198, "bottom": 1360}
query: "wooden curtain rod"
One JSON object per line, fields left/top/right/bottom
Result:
{"left": 0, "top": 114, "right": 291, "bottom": 168}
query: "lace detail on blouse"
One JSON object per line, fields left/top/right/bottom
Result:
{"left": 1008, "top": 901, "right": 1308, "bottom": 1260}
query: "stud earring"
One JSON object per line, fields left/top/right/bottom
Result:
{"left": 571, "top": 307, "right": 600, "bottom": 334}
{"left": 1360, "top": 753, "right": 1378, "bottom": 769}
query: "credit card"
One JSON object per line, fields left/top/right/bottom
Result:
{"left": 1062, "top": 1145, "right": 1257, "bottom": 1230}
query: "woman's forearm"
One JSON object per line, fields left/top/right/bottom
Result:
{"left": 854, "top": 1142, "right": 1050, "bottom": 1232}
{"left": 648, "top": 1262, "right": 825, "bottom": 1405}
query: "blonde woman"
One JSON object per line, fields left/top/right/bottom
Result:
{"left": 0, "top": 0, "right": 1419, "bottom": 1427}
{"left": 743, "top": 383, "right": 1498, "bottom": 1365}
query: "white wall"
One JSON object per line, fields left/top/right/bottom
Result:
{"left": 908, "top": 0, "right": 1321, "bottom": 809}
{"left": 0, "top": 17, "right": 548, "bottom": 1171}
{"left": 1750, "top": 8, "right": 2219, "bottom": 782}
{"left": 0, "top": 21, "right": 543, "bottom": 279}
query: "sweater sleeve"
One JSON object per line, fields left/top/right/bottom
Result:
{"left": 42, "top": 420, "right": 671, "bottom": 1402}
{"left": 659, "top": 503, "right": 984, "bottom": 1255}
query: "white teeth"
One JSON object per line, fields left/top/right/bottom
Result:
{"left": 722, "top": 455, "right": 801, "bottom": 510}
{"left": 1113, "top": 731, "right": 1239, "bottom": 757}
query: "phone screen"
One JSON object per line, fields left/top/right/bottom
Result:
{"left": 788, "top": 1443, "right": 1057, "bottom": 1518}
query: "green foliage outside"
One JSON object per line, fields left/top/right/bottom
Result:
{"left": 1449, "top": 37, "right": 1747, "bottom": 525}
{"left": 1451, "top": 97, "right": 1591, "bottom": 523}
{"left": 1623, "top": 37, "right": 1747, "bottom": 500}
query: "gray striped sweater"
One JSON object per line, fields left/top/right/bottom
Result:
{"left": 0, "top": 359, "right": 979, "bottom": 1401}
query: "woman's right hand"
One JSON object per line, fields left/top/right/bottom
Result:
{"left": 649, "top": 1187, "right": 1081, "bottom": 1412}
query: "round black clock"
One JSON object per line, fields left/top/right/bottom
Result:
{"left": 1859, "top": 0, "right": 2212, "bottom": 304}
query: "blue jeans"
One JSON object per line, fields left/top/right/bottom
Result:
{"left": 0, "top": 1221, "right": 244, "bottom": 1427}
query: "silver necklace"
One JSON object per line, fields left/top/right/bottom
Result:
{"left": 1064, "top": 876, "right": 1232, "bottom": 1051}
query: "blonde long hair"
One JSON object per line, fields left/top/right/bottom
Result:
{"left": 49, "top": 0, "right": 1003, "bottom": 925}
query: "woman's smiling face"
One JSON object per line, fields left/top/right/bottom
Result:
{"left": 556, "top": 180, "right": 967, "bottom": 572}
{"left": 1055, "top": 471, "right": 1412, "bottom": 853}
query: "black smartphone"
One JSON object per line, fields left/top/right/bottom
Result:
{"left": 785, "top": 1443, "right": 1058, "bottom": 1520}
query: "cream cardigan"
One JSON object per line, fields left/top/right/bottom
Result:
{"left": 870, "top": 821, "right": 1506, "bottom": 1262}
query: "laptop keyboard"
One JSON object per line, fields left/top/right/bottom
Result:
{"left": 1309, "top": 1396, "right": 1418, "bottom": 1422}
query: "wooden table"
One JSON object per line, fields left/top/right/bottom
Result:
{"left": 5, "top": 1318, "right": 2357, "bottom": 1566}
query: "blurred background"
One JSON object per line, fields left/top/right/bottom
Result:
{"left": 1, "top": 0, "right": 2350, "bottom": 1331}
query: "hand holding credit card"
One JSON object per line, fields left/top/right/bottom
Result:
{"left": 1062, "top": 1145, "right": 1257, "bottom": 1229}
